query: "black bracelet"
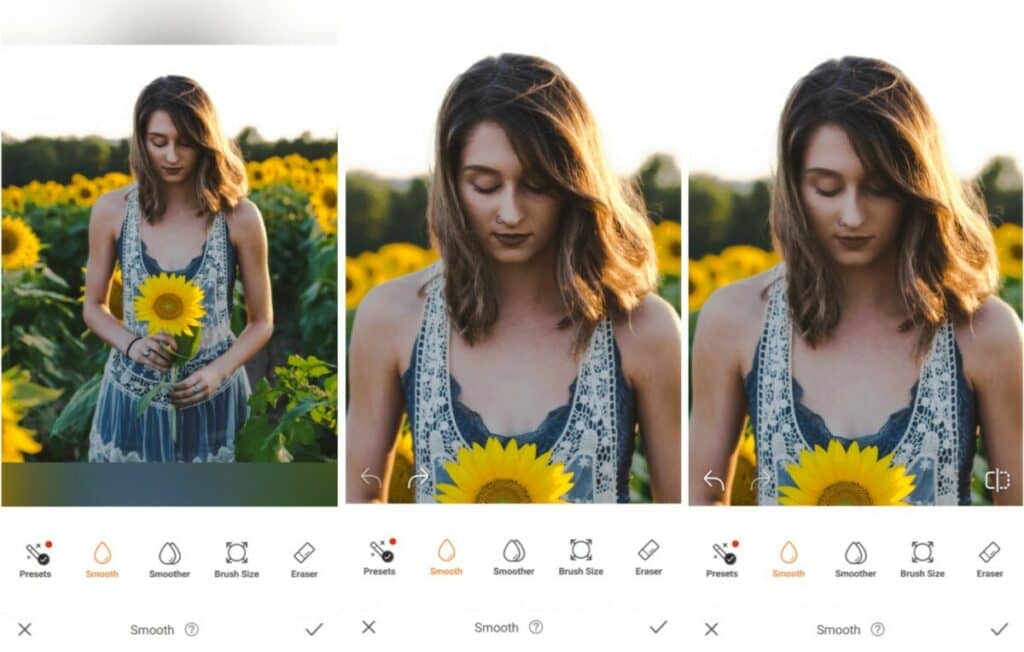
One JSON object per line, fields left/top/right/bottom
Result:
{"left": 125, "top": 336, "right": 143, "bottom": 358}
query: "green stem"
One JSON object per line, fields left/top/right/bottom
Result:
{"left": 170, "top": 366, "right": 178, "bottom": 445}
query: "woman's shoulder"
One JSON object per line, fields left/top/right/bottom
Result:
{"left": 352, "top": 266, "right": 438, "bottom": 340}
{"left": 698, "top": 269, "right": 776, "bottom": 334}
{"left": 225, "top": 197, "right": 264, "bottom": 234}
{"left": 89, "top": 185, "right": 134, "bottom": 237}
{"left": 614, "top": 293, "right": 681, "bottom": 349}
{"left": 956, "top": 295, "right": 1023, "bottom": 381}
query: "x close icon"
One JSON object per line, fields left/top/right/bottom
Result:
{"left": 18, "top": 623, "right": 32, "bottom": 637}
{"left": 362, "top": 620, "right": 376, "bottom": 634}
{"left": 705, "top": 622, "right": 720, "bottom": 636}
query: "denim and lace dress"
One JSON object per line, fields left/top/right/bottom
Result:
{"left": 745, "top": 267, "right": 977, "bottom": 505}
{"left": 401, "top": 273, "right": 637, "bottom": 503}
{"left": 88, "top": 188, "right": 250, "bottom": 463}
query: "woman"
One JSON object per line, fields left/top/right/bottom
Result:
{"left": 347, "top": 54, "right": 681, "bottom": 503}
{"left": 83, "top": 75, "right": 273, "bottom": 462}
{"left": 690, "top": 57, "right": 1022, "bottom": 506}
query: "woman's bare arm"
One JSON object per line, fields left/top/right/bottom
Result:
{"left": 82, "top": 189, "right": 136, "bottom": 353}
{"left": 345, "top": 280, "right": 418, "bottom": 502}
{"left": 961, "top": 296, "right": 1023, "bottom": 506}
{"left": 688, "top": 282, "right": 760, "bottom": 505}
{"left": 621, "top": 294, "right": 682, "bottom": 503}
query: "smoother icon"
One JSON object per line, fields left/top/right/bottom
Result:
{"left": 159, "top": 542, "right": 182, "bottom": 566}
{"left": 503, "top": 539, "right": 526, "bottom": 563}
{"left": 845, "top": 541, "right": 867, "bottom": 565}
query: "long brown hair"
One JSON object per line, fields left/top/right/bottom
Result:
{"left": 428, "top": 53, "right": 657, "bottom": 355}
{"left": 770, "top": 56, "right": 998, "bottom": 354}
{"left": 129, "top": 75, "right": 247, "bottom": 220}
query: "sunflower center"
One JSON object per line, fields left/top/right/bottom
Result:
{"left": 474, "top": 479, "right": 532, "bottom": 503}
{"left": 817, "top": 481, "right": 874, "bottom": 506}
{"left": 1012, "top": 243, "right": 1022, "bottom": 260}
{"left": 346, "top": 276, "right": 354, "bottom": 292}
{"left": 669, "top": 240, "right": 681, "bottom": 257}
{"left": 320, "top": 187, "right": 338, "bottom": 209}
{"left": 154, "top": 293, "right": 185, "bottom": 320}
{"left": 2, "top": 230, "right": 18, "bottom": 254}
{"left": 688, "top": 279, "right": 696, "bottom": 296}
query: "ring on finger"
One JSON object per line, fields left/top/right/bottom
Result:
{"left": 193, "top": 386, "right": 202, "bottom": 395}
{"left": 143, "top": 347, "right": 151, "bottom": 358}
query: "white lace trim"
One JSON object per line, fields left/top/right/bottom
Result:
{"left": 88, "top": 428, "right": 234, "bottom": 463}
{"left": 412, "top": 273, "right": 620, "bottom": 502}
{"left": 754, "top": 266, "right": 959, "bottom": 505}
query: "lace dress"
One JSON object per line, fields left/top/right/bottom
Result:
{"left": 745, "top": 267, "right": 977, "bottom": 505}
{"left": 401, "top": 272, "right": 636, "bottom": 503}
{"left": 88, "top": 187, "right": 250, "bottom": 462}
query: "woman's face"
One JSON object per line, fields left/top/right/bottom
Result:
{"left": 144, "top": 110, "right": 199, "bottom": 185}
{"left": 800, "top": 123, "right": 905, "bottom": 268}
{"left": 457, "top": 120, "right": 562, "bottom": 266}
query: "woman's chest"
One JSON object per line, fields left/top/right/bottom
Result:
{"left": 790, "top": 329, "right": 921, "bottom": 438}
{"left": 449, "top": 328, "right": 580, "bottom": 436}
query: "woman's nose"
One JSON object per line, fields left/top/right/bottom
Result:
{"left": 838, "top": 192, "right": 865, "bottom": 229}
{"left": 497, "top": 189, "right": 523, "bottom": 226}
{"left": 165, "top": 146, "right": 179, "bottom": 164}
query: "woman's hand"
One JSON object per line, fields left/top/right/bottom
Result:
{"left": 127, "top": 334, "right": 178, "bottom": 372}
{"left": 169, "top": 366, "right": 226, "bottom": 408}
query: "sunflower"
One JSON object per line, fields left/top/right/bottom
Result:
{"left": 80, "top": 264, "right": 124, "bottom": 321}
{"left": 719, "top": 245, "right": 772, "bottom": 280}
{"left": 246, "top": 161, "right": 271, "bottom": 189}
{"left": 994, "top": 223, "right": 1022, "bottom": 280}
{"left": 700, "top": 253, "right": 733, "bottom": 288}
{"left": 387, "top": 422, "right": 415, "bottom": 503}
{"left": 2, "top": 186, "right": 26, "bottom": 213}
{"left": 346, "top": 257, "right": 371, "bottom": 311}
{"left": 653, "top": 220, "right": 682, "bottom": 277}
{"left": 132, "top": 272, "right": 206, "bottom": 336}
{"left": 2, "top": 216, "right": 42, "bottom": 270}
{"left": 67, "top": 174, "right": 100, "bottom": 207}
{"left": 436, "top": 438, "right": 575, "bottom": 503}
{"left": 729, "top": 422, "right": 757, "bottom": 505}
{"left": 377, "top": 242, "right": 431, "bottom": 278}
{"left": 779, "top": 439, "right": 915, "bottom": 506}
{"left": 688, "top": 259, "right": 714, "bottom": 312}
{"left": 311, "top": 174, "right": 338, "bottom": 235}
{"left": 2, "top": 368, "right": 62, "bottom": 463}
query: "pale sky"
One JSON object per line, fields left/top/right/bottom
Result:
{"left": 0, "top": 45, "right": 338, "bottom": 141}
{"left": 339, "top": 0, "right": 680, "bottom": 178}
{"left": 683, "top": 0, "right": 1023, "bottom": 180}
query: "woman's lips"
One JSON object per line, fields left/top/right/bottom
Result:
{"left": 162, "top": 166, "right": 184, "bottom": 175}
{"left": 834, "top": 235, "right": 873, "bottom": 251}
{"left": 492, "top": 233, "right": 531, "bottom": 247}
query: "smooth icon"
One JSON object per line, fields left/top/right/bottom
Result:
{"left": 569, "top": 539, "right": 592, "bottom": 561}
{"left": 369, "top": 538, "right": 396, "bottom": 563}
{"left": 779, "top": 541, "right": 798, "bottom": 564}
{"left": 979, "top": 542, "right": 1001, "bottom": 564}
{"left": 159, "top": 542, "right": 182, "bottom": 566}
{"left": 503, "top": 539, "right": 526, "bottom": 563}
{"left": 437, "top": 538, "right": 457, "bottom": 562}
{"left": 293, "top": 542, "right": 316, "bottom": 564}
{"left": 911, "top": 541, "right": 934, "bottom": 564}
{"left": 637, "top": 539, "right": 660, "bottom": 561}
{"left": 93, "top": 541, "right": 112, "bottom": 565}
{"left": 225, "top": 542, "right": 248, "bottom": 564}
{"left": 712, "top": 540, "right": 739, "bottom": 565}
{"left": 25, "top": 541, "right": 52, "bottom": 566}
{"left": 845, "top": 541, "right": 868, "bottom": 565}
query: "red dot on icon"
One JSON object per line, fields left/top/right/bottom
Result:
{"left": 389, "top": 538, "right": 396, "bottom": 545}
{"left": 45, "top": 541, "right": 53, "bottom": 548}
{"left": 731, "top": 540, "right": 739, "bottom": 548}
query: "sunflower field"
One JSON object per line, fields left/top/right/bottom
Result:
{"left": 347, "top": 155, "right": 682, "bottom": 502}
{"left": 1, "top": 153, "right": 339, "bottom": 463}
{"left": 690, "top": 222, "right": 1023, "bottom": 507}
